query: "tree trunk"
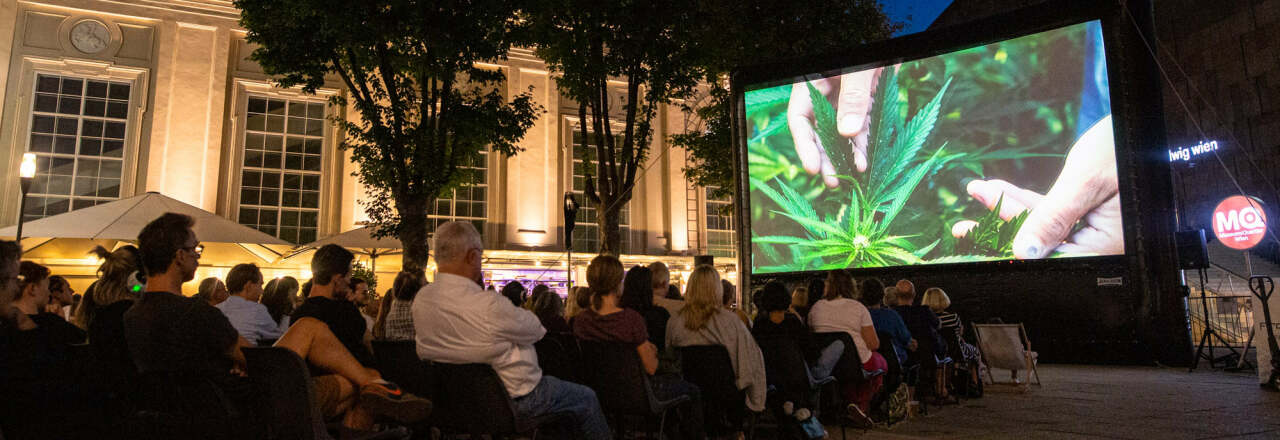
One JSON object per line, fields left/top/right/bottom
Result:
{"left": 397, "top": 196, "right": 431, "bottom": 273}
{"left": 598, "top": 200, "right": 623, "bottom": 256}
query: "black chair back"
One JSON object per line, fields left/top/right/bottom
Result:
{"left": 678, "top": 345, "right": 744, "bottom": 435}
{"left": 578, "top": 340, "right": 658, "bottom": 414}
{"left": 371, "top": 340, "right": 434, "bottom": 398}
{"left": 812, "top": 331, "right": 865, "bottom": 384}
{"left": 428, "top": 362, "right": 522, "bottom": 435}
{"left": 755, "top": 336, "right": 813, "bottom": 405}
{"left": 534, "top": 332, "right": 582, "bottom": 383}
{"left": 242, "top": 347, "right": 330, "bottom": 440}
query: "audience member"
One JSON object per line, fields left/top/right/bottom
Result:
{"left": 0, "top": 242, "right": 104, "bottom": 439}
{"left": 790, "top": 285, "right": 809, "bottom": 321}
{"left": 799, "top": 277, "right": 824, "bottom": 322}
{"left": 300, "top": 280, "right": 313, "bottom": 299}
{"left": 893, "top": 280, "right": 946, "bottom": 359}
{"left": 619, "top": 265, "right": 669, "bottom": 350}
{"left": 649, "top": 262, "right": 684, "bottom": 316}
{"left": 753, "top": 281, "right": 843, "bottom": 381}
{"left": 125, "top": 213, "right": 429, "bottom": 435}
{"left": 721, "top": 279, "right": 751, "bottom": 328}
{"left": 11, "top": 262, "right": 86, "bottom": 346}
{"left": 216, "top": 263, "right": 283, "bottom": 345}
{"left": 883, "top": 286, "right": 899, "bottom": 307}
{"left": 82, "top": 244, "right": 144, "bottom": 406}
{"left": 414, "top": 221, "right": 610, "bottom": 439}
{"left": 859, "top": 280, "right": 912, "bottom": 366}
{"left": 528, "top": 284, "right": 570, "bottom": 334}
{"left": 808, "top": 270, "right": 884, "bottom": 427}
{"left": 565, "top": 286, "right": 591, "bottom": 322}
{"left": 46, "top": 275, "right": 75, "bottom": 319}
{"left": 923, "top": 287, "right": 982, "bottom": 370}
{"left": 667, "top": 265, "right": 766, "bottom": 419}
{"left": 347, "top": 277, "right": 375, "bottom": 341}
{"left": 501, "top": 281, "right": 527, "bottom": 309}
{"left": 375, "top": 271, "right": 425, "bottom": 341}
{"left": 261, "top": 276, "right": 299, "bottom": 329}
{"left": 195, "top": 276, "right": 229, "bottom": 306}
{"left": 293, "top": 245, "right": 375, "bottom": 366}
{"left": 575, "top": 255, "right": 703, "bottom": 439}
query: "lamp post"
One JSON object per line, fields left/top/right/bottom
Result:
{"left": 16, "top": 153, "right": 36, "bottom": 242}
{"left": 563, "top": 192, "right": 579, "bottom": 289}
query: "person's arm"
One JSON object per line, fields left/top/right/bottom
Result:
{"left": 256, "top": 306, "right": 285, "bottom": 340}
{"left": 861, "top": 325, "right": 880, "bottom": 351}
{"left": 637, "top": 341, "right": 658, "bottom": 375}
{"left": 229, "top": 336, "right": 251, "bottom": 376}
{"left": 492, "top": 297, "right": 546, "bottom": 345}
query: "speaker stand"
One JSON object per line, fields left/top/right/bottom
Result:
{"left": 1190, "top": 267, "right": 1244, "bottom": 372}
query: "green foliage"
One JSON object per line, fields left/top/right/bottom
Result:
{"left": 350, "top": 263, "right": 378, "bottom": 292}
{"left": 752, "top": 67, "right": 951, "bottom": 271}
{"left": 524, "top": 0, "right": 705, "bottom": 254}
{"left": 953, "top": 194, "right": 1030, "bottom": 257}
{"left": 235, "top": 0, "right": 541, "bottom": 270}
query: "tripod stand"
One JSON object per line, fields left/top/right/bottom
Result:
{"left": 1250, "top": 276, "right": 1279, "bottom": 390}
{"left": 1190, "top": 267, "right": 1244, "bottom": 372}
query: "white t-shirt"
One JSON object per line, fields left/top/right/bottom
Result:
{"left": 808, "top": 298, "right": 875, "bottom": 362}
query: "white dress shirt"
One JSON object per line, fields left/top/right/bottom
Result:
{"left": 215, "top": 294, "right": 285, "bottom": 343}
{"left": 413, "top": 272, "right": 547, "bottom": 398}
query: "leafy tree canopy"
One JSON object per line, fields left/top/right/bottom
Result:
{"left": 524, "top": 0, "right": 705, "bottom": 254}
{"left": 236, "top": 0, "right": 540, "bottom": 271}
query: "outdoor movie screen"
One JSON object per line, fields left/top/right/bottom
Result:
{"left": 744, "top": 20, "right": 1124, "bottom": 274}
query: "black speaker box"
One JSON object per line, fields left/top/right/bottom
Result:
{"left": 1175, "top": 229, "right": 1209, "bottom": 269}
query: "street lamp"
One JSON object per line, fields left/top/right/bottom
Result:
{"left": 563, "top": 192, "right": 579, "bottom": 289}
{"left": 16, "top": 153, "right": 36, "bottom": 242}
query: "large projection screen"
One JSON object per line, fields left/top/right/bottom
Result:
{"left": 744, "top": 20, "right": 1124, "bottom": 274}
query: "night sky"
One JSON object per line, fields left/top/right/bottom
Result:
{"left": 882, "top": 0, "right": 955, "bottom": 36}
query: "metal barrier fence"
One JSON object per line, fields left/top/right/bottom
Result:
{"left": 1187, "top": 265, "right": 1256, "bottom": 349}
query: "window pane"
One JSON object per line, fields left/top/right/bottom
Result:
{"left": 238, "top": 94, "right": 328, "bottom": 243}
{"left": 37, "top": 76, "right": 60, "bottom": 93}
{"left": 34, "top": 94, "right": 57, "bottom": 112}
{"left": 107, "top": 102, "right": 128, "bottom": 119}
{"left": 86, "top": 81, "right": 107, "bottom": 98}
{"left": 108, "top": 83, "right": 130, "bottom": 100}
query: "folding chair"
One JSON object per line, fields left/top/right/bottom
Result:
{"left": 578, "top": 340, "right": 691, "bottom": 439}
{"left": 973, "top": 323, "right": 1041, "bottom": 387}
{"left": 428, "top": 362, "right": 568, "bottom": 439}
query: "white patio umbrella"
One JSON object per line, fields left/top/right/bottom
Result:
{"left": 282, "top": 226, "right": 404, "bottom": 274}
{"left": 0, "top": 191, "right": 291, "bottom": 263}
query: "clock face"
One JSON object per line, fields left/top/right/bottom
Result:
{"left": 70, "top": 20, "right": 110, "bottom": 54}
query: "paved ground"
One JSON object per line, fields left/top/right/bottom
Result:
{"left": 832, "top": 364, "right": 1280, "bottom": 439}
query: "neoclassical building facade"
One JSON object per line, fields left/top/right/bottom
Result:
{"left": 0, "top": 0, "right": 738, "bottom": 293}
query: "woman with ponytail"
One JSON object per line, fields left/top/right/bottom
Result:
{"left": 572, "top": 255, "right": 704, "bottom": 439}
{"left": 79, "top": 245, "right": 145, "bottom": 409}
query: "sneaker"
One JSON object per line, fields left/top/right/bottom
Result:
{"left": 359, "top": 382, "right": 433, "bottom": 423}
{"left": 846, "top": 403, "right": 874, "bottom": 429}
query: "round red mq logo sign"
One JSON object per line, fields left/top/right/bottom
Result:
{"left": 1212, "top": 195, "right": 1268, "bottom": 250}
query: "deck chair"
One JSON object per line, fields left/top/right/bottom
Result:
{"left": 972, "top": 323, "right": 1041, "bottom": 387}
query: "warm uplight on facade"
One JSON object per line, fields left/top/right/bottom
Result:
{"left": 19, "top": 153, "right": 36, "bottom": 179}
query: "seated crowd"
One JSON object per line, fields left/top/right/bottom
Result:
{"left": 0, "top": 214, "right": 985, "bottom": 439}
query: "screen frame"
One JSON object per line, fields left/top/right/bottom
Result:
{"left": 731, "top": 0, "right": 1142, "bottom": 278}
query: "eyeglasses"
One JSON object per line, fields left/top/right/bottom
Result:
{"left": 184, "top": 243, "right": 204, "bottom": 258}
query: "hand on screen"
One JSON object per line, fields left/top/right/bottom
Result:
{"left": 787, "top": 69, "right": 880, "bottom": 188}
{"left": 954, "top": 116, "right": 1123, "bottom": 259}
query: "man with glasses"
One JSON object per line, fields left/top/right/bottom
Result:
{"left": 125, "top": 213, "right": 430, "bottom": 437}
{"left": 414, "top": 221, "right": 611, "bottom": 439}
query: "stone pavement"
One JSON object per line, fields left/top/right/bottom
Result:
{"left": 831, "top": 364, "right": 1280, "bottom": 439}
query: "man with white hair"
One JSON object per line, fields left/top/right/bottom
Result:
{"left": 413, "top": 221, "right": 610, "bottom": 439}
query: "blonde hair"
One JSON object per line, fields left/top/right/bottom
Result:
{"left": 679, "top": 265, "right": 722, "bottom": 331}
{"left": 790, "top": 286, "right": 808, "bottom": 308}
{"left": 922, "top": 287, "right": 951, "bottom": 312}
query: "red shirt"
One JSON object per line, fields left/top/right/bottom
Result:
{"left": 571, "top": 308, "right": 647, "bottom": 345}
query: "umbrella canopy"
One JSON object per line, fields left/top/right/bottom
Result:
{"left": 281, "top": 226, "right": 406, "bottom": 273}
{"left": 0, "top": 192, "right": 291, "bottom": 263}
{"left": 0, "top": 191, "right": 288, "bottom": 245}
